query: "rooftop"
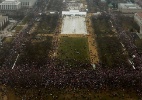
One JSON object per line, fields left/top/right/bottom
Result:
{"left": 0, "top": 0, "right": 20, "bottom": 4}
{"left": 119, "top": 3, "right": 142, "bottom": 9}
{"left": 5, "top": 0, "right": 17, "bottom": 1}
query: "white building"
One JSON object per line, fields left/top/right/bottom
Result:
{"left": 134, "top": 12, "right": 142, "bottom": 34}
{"left": 0, "top": 0, "right": 21, "bottom": 11}
{"left": 19, "top": 0, "right": 37, "bottom": 8}
{"left": 118, "top": 3, "right": 142, "bottom": 13}
{"left": 0, "top": 15, "right": 8, "bottom": 30}
{"left": 93, "top": 12, "right": 101, "bottom": 16}
{"left": 62, "top": 10, "right": 86, "bottom": 17}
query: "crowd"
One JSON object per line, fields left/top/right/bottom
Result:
{"left": 110, "top": 12, "right": 142, "bottom": 70}
{"left": 0, "top": 1, "right": 142, "bottom": 99}
{"left": 0, "top": 61, "right": 142, "bottom": 94}
{"left": 2, "top": 0, "right": 46, "bottom": 68}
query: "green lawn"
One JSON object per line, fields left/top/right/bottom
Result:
{"left": 2, "top": 37, "right": 14, "bottom": 44}
{"left": 21, "top": 16, "right": 30, "bottom": 25}
{"left": 14, "top": 26, "right": 23, "bottom": 32}
{"left": 58, "top": 37, "right": 90, "bottom": 62}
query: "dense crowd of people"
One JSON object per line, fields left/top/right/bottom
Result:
{"left": 1, "top": 0, "right": 46, "bottom": 68}
{"left": 0, "top": 1, "right": 142, "bottom": 99}
{"left": 0, "top": 60, "right": 142, "bottom": 95}
{"left": 110, "top": 12, "right": 142, "bottom": 70}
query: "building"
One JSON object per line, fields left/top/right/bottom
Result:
{"left": 0, "top": 15, "right": 8, "bottom": 30}
{"left": 118, "top": 3, "right": 142, "bottom": 13}
{"left": 19, "top": 0, "right": 37, "bottom": 8}
{"left": 134, "top": 12, "right": 142, "bottom": 34}
{"left": 0, "top": 0, "right": 37, "bottom": 10}
{"left": 62, "top": 10, "right": 86, "bottom": 17}
{"left": 0, "top": 0, "right": 21, "bottom": 11}
{"left": 93, "top": 12, "right": 101, "bottom": 16}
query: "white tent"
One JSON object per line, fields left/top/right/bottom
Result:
{"left": 62, "top": 10, "right": 86, "bottom": 17}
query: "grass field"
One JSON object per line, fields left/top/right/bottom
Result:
{"left": 58, "top": 37, "right": 90, "bottom": 63}
{"left": 2, "top": 37, "right": 14, "bottom": 44}
{"left": 21, "top": 16, "right": 30, "bottom": 25}
{"left": 14, "top": 25, "right": 23, "bottom": 32}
